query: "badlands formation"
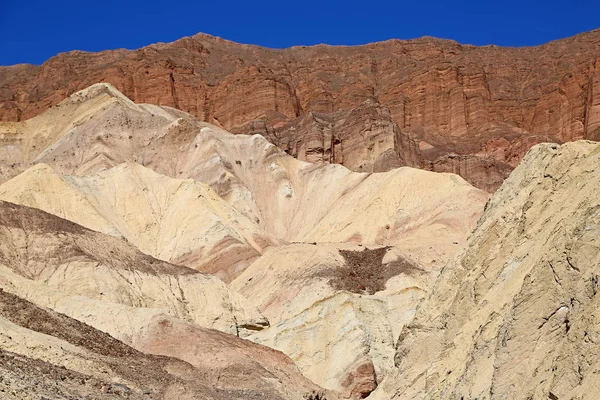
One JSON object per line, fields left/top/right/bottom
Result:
{"left": 0, "top": 201, "right": 321, "bottom": 399}
{"left": 0, "top": 83, "right": 488, "bottom": 397}
{"left": 0, "top": 32, "right": 598, "bottom": 400}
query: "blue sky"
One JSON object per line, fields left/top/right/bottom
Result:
{"left": 1, "top": 0, "right": 598, "bottom": 66}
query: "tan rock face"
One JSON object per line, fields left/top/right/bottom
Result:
{"left": 371, "top": 141, "right": 600, "bottom": 399}
{"left": 1, "top": 30, "right": 599, "bottom": 190}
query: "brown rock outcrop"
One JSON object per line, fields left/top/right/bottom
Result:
{"left": 1, "top": 30, "right": 599, "bottom": 189}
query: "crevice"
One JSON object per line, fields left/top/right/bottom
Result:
{"left": 566, "top": 256, "right": 580, "bottom": 272}
{"left": 583, "top": 59, "right": 597, "bottom": 139}
{"left": 592, "top": 275, "right": 599, "bottom": 297}
{"left": 538, "top": 305, "right": 568, "bottom": 330}
{"left": 169, "top": 72, "right": 180, "bottom": 110}
{"left": 548, "top": 261, "right": 561, "bottom": 286}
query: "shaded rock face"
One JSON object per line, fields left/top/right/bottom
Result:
{"left": 340, "top": 362, "right": 377, "bottom": 399}
{"left": 0, "top": 288, "right": 211, "bottom": 400}
{"left": 371, "top": 141, "right": 600, "bottom": 399}
{"left": 263, "top": 101, "right": 414, "bottom": 174}
{"left": 1, "top": 30, "right": 599, "bottom": 189}
{"left": 263, "top": 102, "right": 545, "bottom": 191}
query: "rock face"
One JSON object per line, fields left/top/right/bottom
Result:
{"left": 264, "top": 101, "right": 416, "bottom": 173}
{"left": 1, "top": 30, "right": 599, "bottom": 190}
{"left": 371, "top": 141, "right": 600, "bottom": 399}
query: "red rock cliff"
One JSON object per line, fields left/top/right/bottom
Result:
{"left": 1, "top": 30, "right": 599, "bottom": 190}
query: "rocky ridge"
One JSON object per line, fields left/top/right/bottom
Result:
{"left": 0, "top": 286, "right": 326, "bottom": 399}
{"left": 371, "top": 141, "right": 600, "bottom": 399}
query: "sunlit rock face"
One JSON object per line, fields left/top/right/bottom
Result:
{"left": 371, "top": 141, "right": 600, "bottom": 399}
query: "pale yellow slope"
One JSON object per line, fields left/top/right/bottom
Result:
{"left": 0, "top": 163, "right": 278, "bottom": 281}
{"left": 0, "top": 201, "right": 328, "bottom": 400}
{"left": 298, "top": 167, "right": 489, "bottom": 266}
{"left": 231, "top": 243, "right": 427, "bottom": 398}
{"left": 0, "top": 200, "right": 266, "bottom": 337}
{"left": 0, "top": 290, "right": 327, "bottom": 400}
